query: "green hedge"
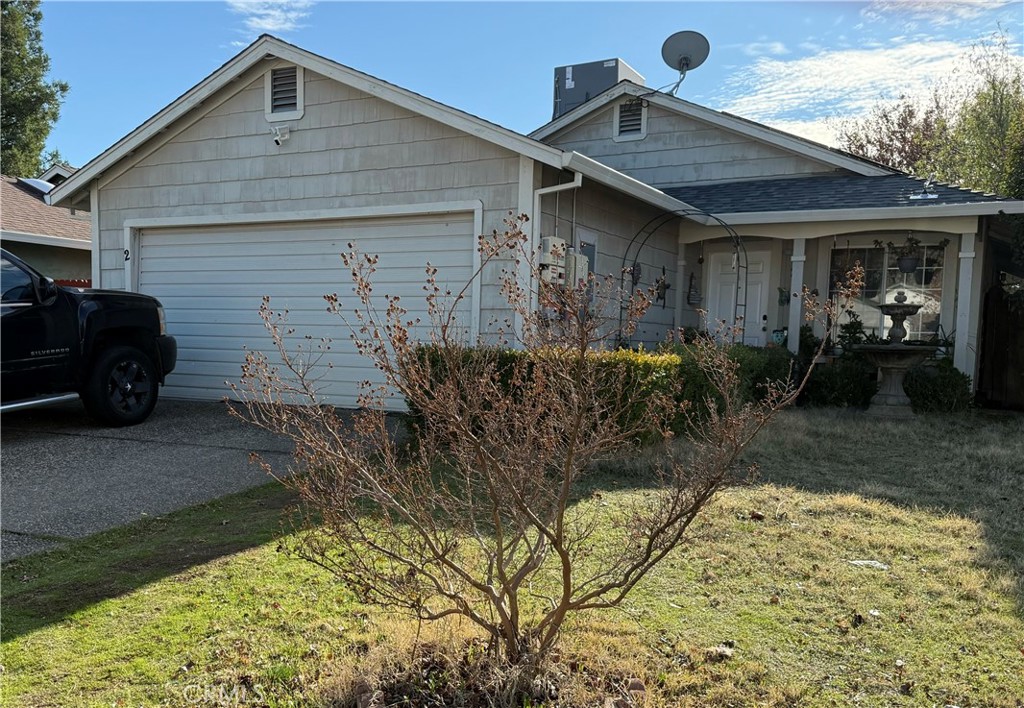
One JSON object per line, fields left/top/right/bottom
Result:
{"left": 800, "top": 352, "right": 878, "bottom": 408}
{"left": 408, "top": 345, "right": 684, "bottom": 442}
{"left": 904, "top": 357, "right": 973, "bottom": 413}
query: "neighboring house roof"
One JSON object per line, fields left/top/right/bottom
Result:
{"left": 662, "top": 174, "right": 1019, "bottom": 214}
{"left": 49, "top": 35, "right": 696, "bottom": 217}
{"left": 1, "top": 175, "right": 91, "bottom": 249}
{"left": 39, "top": 163, "right": 78, "bottom": 187}
{"left": 530, "top": 81, "right": 896, "bottom": 178}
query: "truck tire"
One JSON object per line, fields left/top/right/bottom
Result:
{"left": 82, "top": 346, "right": 160, "bottom": 426}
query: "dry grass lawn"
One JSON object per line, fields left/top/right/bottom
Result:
{"left": 2, "top": 408, "right": 1022, "bottom": 706}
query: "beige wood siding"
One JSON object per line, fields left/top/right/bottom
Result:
{"left": 538, "top": 172, "right": 678, "bottom": 346}
{"left": 96, "top": 67, "right": 520, "bottom": 334}
{"left": 546, "top": 103, "right": 840, "bottom": 187}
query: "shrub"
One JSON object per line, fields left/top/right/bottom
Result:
{"left": 410, "top": 344, "right": 682, "bottom": 442}
{"left": 231, "top": 213, "right": 861, "bottom": 698}
{"left": 905, "top": 357, "right": 973, "bottom": 412}
{"left": 661, "top": 341, "right": 796, "bottom": 423}
{"left": 801, "top": 352, "right": 878, "bottom": 408}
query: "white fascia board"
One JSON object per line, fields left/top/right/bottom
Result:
{"left": 0, "top": 230, "right": 92, "bottom": 250}
{"left": 715, "top": 200, "right": 1024, "bottom": 225}
{"left": 267, "top": 42, "right": 565, "bottom": 169}
{"left": 562, "top": 151, "right": 705, "bottom": 218}
{"left": 50, "top": 39, "right": 272, "bottom": 208}
{"left": 530, "top": 84, "right": 631, "bottom": 139}
{"left": 533, "top": 83, "right": 892, "bottom": 178}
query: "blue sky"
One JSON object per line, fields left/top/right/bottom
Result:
{"left": 41, "top": 1, "right": 1022, "bottom": 170}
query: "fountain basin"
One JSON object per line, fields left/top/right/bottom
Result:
{"left": 853, "top": 343, "right": 937, "bottom": 417}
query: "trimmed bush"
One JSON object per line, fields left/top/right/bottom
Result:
{"left": 661, "top": 341, "right": 797, "bottom": 423}
{"left": 801, "top": 352, "right": 878, "bottom": 408}
{"left": 409, "top": 344, "right": 682, "bottom": 442}
{"left": 411, "top": 343, "right": 799, "bottom": 441}
{"left": 905, "top": 357, "right": 973, "bottom": 413}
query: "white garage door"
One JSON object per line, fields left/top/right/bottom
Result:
{"left": 137, "top": 213, "right": 476, "bottom": 409}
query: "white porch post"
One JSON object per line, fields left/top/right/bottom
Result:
{"left": 787, "top": 238, "right": 807, "bottom": 354}
{"left": 953, "top": 231, "right": 977, "bottom": 375}
{"left": 674, "top": 238, "right": 687, "bottom": 329}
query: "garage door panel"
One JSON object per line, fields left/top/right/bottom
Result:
{"left": 143, "top": 218, "right": 471, "bottom": 248}
{"left": 140, "top": 250, "right": 471, "bottom": 274}
{"left": 139, "top": 213, "right": 475, "bottom": 409}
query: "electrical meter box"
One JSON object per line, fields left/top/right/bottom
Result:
{"left": 565, "top": 251, "right": 590, "bottom": 286}
{"left": 540, "top": 236, "right": 567, "bottom": 285}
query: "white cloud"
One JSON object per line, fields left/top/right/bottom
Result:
{"left": 226, "top": 0, "right": 313, "bottom": 37}
{"left": 743, "top": 41, "right": 790, "bottom": 57}
{"left": 760, "top": 119, "right": 840, "bottom": 147}
{"left": 714, "top": 35, "right": 1024, "bottom": 148}
{"left": 714, "top": 40, "right": 966, "bottom": 128}
{"left": 861, "top": 0, "right": 1011, "bottom": 28}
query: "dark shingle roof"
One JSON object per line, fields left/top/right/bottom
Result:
{"left": 661, "top": 174, "right": 1019, "bottom": 214}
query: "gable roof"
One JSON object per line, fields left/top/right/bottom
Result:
{"left": 48, "top": 35, "right": 697, "bottom": 217}
{"left": 39, "top": 163, "right": 77, "bottom": 185}
{"left": 1, "top": 176, "right": 91, "bottom": 247}
{"left": 530, "top": 81, "right": 895, "bottom": 178}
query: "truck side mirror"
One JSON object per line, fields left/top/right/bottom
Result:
{"left": 37, "top": 276, "right": 58, "bottom": 304}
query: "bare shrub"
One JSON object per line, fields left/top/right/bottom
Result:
{"left": 231, "top": 213, "right": 862, "bottom": 696}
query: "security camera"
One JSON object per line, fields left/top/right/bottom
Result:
{"left": 270, "top": 126, "right": 290, "bottom": 145}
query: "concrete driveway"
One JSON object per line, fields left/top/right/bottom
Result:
{"left": 1, "top": 399, "right": 293, "bottom": 562}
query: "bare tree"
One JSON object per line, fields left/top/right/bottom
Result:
{"left": 231, "top": 213, "right": 860, "bottom": 687}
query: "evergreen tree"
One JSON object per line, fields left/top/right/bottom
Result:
{"left": 1, "top": 0, "right": 69, "bottom": 177}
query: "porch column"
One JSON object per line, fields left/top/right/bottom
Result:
{"left": 953, "top": 232, "right": 977, "bottom": 375}
{"left": 787, "top": 238, "right": 806, "bottom": 355}
{"left": 674, "top": 239, "right": 687, "bottom": 329}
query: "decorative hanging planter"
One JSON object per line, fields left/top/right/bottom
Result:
{"left": 875, "top": 235, "right": 950, "bottom": 276}
{"left": 896, "top": 255, "right": 920, "bottom": 273}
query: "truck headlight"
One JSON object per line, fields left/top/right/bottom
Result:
{"left": 157, "top": 306, "right": 167, "bottom": 336}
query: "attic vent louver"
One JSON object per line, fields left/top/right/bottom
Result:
{"left": 617, "top": 101, "right": 644, "bottom": 135}
{"left": 271, "top": 67, "right": 298, "bottom": 113}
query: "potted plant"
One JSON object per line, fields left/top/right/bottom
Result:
{"left": 874, "top": 236, "right": 949, "bottom": 274}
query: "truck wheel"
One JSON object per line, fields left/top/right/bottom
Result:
{"left": 83, "top": 346, "right": 160, "bottom": 426}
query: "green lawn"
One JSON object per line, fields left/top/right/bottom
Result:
{"left": 2, "top": 409, "right": 1022, "bottom": 707}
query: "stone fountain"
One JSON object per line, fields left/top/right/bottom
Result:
{"left": 853, "top": 291, "right": 937, "bottom": 417}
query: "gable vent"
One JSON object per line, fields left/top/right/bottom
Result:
{"left": 618, "top": 101, "right": 644, "bottom": 135}
{"left": 270, "top": 67, "right": 298, "bottom": 113}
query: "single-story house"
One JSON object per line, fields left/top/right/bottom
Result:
{"left": 48, "top": 35, "right": 1024, "bottom": 409}
{"left": 2, "top": 174, "right": 91, "bottom": 284}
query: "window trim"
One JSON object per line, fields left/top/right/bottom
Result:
{"left": 264, "top": 65, "right": 305, "bottom": 122}
{"left": 612, "top": 99, "right": 647, "bottom": 142}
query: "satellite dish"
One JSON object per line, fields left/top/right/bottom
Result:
{"left": 661, "top": 30, "right": 710, "bottom": 73}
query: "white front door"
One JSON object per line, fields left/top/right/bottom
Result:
{"left": 706, "top": 249, "right": 771, "bottom": 346}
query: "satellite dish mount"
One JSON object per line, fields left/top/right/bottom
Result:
{"left": 660, "top": 31, "right": 710, "bottom": 96}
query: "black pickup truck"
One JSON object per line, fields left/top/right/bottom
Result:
{"left": 1, "top": 248, "right": 176, "bottom": 426}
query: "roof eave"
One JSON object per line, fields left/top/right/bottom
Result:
{"left": 1, "top": 230, "right": 92, "bottom": 249}
{"left": 533, "top": 83, "right": 894, "bottom": 178}
{"left": 50, "top": 36, "right": 278, "bottom": 208}
{"left": 51, "top": 36, "right": 568, "bottom": 209}
{"left": 563, "top": 152, "right": 707, "bottom": 219}
{"left": 711, "top": 201, "right": 1024, "bottom": 225}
